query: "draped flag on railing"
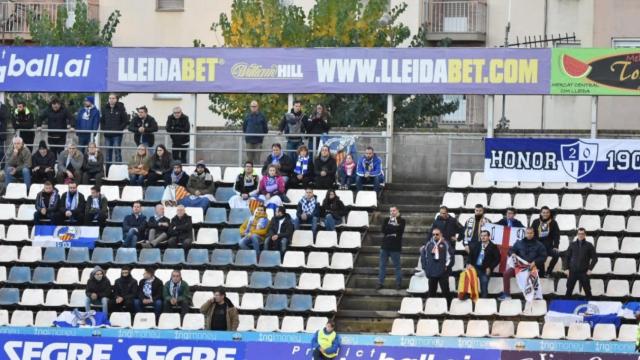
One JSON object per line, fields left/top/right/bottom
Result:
{"left": 33, "top": 226, "right": 99, "bottom": 249}
{"left": 482, "top": 223, "right": 526, "bottom": 272}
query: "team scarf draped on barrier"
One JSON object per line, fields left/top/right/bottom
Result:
{"left": 457, "top": 266, "right": 479, "bottom": 302}
{"left": 53, "top": 310, "right": 110, "bottom": 328}
{"left": 545, "top": 300, "right": 622, "bottom": 328}
{"left": 508, "top": 255, "right": 543, "bottom": 303}
{"left": 33, "top": 226, "right": 99, "bottom": 249}
{"left": 482, "top": 223, "right": 526, "bottom": 272}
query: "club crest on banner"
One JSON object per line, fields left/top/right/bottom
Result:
{"left": 56, "top": 226, "right": 78, "bottom": 242}
{"left": 560, "top": 140, "right": 598, "bottom": 179}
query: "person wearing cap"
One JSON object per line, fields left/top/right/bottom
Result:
{"left": 166, "top": 106, "right": 190, "bottom": 164}
{"left": 128, "top": 106, "right": 158, "bottom": 150}
{"left": 31, "top": 141, "right": 56, "bottom": 184}
{"left": 187, "top": 161, "right": 216, "bottom": 198}
{"left": 111, "top": 266, "right": 138, "bottom": 314}
{"left": 56, "top": 140, "right": 84, "bottom": 184}
{"left": 37, "top": 98, "right": 74, "bottom": 155}
{"left": 75, "top": 96, "right": 100, "bottom": 149}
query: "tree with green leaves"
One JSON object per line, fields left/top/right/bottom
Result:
{"left": 200, "top": 0, "right": 457, "bottom": 128}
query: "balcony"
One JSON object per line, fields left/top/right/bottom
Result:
{"left": 0, "top": 1, "right": 99, "bottom": 42}
{"left": 423, "top": 0, "right": 487, "bottom": 43}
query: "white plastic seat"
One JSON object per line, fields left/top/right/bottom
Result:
{"left": 196, "top": 228, "right": 218, "bottom": 245}
{"left": 18, "top": 246, "right": 42, "bottom": 263}
{"left": 306, "top": 252, "right": 330, "bottom": 269}
{"left": 209, "top": 166, "right": 223, "bottom": 182}
{"left": 441, "top": 192, "right": 464, "bottom": 209}
{"left": 440, "top": 319, "right": 465, "bottom": 337}
{"left": 185, "top": 207, "right": 203, "bottom": 224}
{"left": 110, "top": 312, "right": 132, "bottom": 328}
{"left": 490, "top": 320, "right": 515, "bottom": 338}
{"left": 297, "top": 273, "right": 321, "bottom": 290}
{"left": 120, "top": 186, "right": 143, "bottom": 202}
{"left": 16, "top": 204, "right": 36, "bottom": 221}
{"left": 133, "top": 313, "right": 156, "bottom": 329}
{"left": 415, "top": 319, "right": 439, "bottom": 336}
{"left": 560, "top": 194, "right": 583, "bottom": 210}
{"left": 473, "top": 298, "right": 497, "bottom": 316}
{"left": 524, "top": 299, "right": 547, "bottom": 316}
{"left": 198, "top": 271, "right": 223, "bottom": 288}
{"left": 513, "top": 193, "right": 535, "bottom": 210}
{"left": 34, "top": 311, "right": 57, "bottom": 327}
{"left": 0, "top": 245, "right": 18, "bottom": 262}
{"left": 555, "top": 214, "right": 577, "bottom": 231}
{"left": 423, "top": 297, "right": 447, "bottom": 315}
{"left": 6, "top": 224, "right": 29, "bottom": 242}
{"left": 606, "top": 279, "right": 630, "bottom": 297}
{"left": 618, "top": 324, "right": 637, "bottom": 342}
{"left": 515, "top": 321, "right": 540, "bottom": 339}
{"left": 192, "top": 291, "right": 214, "bottom": 309}
{"left": 20, "top": 289, "right": 44, "bottom": 306}
{"left": 541, "top": 322, "right": 565, "bottom": 340}
{"left": 621, "top": 237, "right": 640, "bottom": 254}
{"left": 222, "top": 167, "right": 244, "bottom": 183}
{"left": 181, "top": 269, "right": 200, "bottom": 286}
{"left": 282, "top": 251, "right": 306, "bottom": 268}
{"left": 567, "top": 182, "right": 590, "bottom": 190}
{"left": 338, "top": 231, "right": 361, "bottom": 249}
{"left": 464, "top": 193, "right": 488, "bottom": 209}
{"left": 584, "top": 194, "right": 607, "bottom": 211}
{"left": 590, "top": 182, "right": 614, "bottom": 191}
{"left": 613, "top": 258, "right": 636, "bottom": 276}
{"left": 389, "top": 318, "right": 414, "bottom": 336}
{"left": 346, "top": 211, "right": 369, "bottom": 227}
{"left": 69, "top": 290, "right": 87, "bottom": 307}
{"left": 225, "top": 270, "right": 248, "bottom": 288}
{"left": 103, "top": 164, "right": 128, "bottom": 181}
{"left": 407, "top": 275, "right": 428, "bottom": 294}
{"left": 616, "top": 183, "right": 638, "bottom": 191}
{"left": 465, "top": 320, "right": 490, "bottom": 337}
{"left": 484, "top": 213, "right": 502, "bottom": 223}
{"left": 472, "top": 172, "right": 493, "bottom": 189}
{"left": 45, "top": 289, "right": 69, "bottom": 306}
{"left": 27, "top": 184, "right": 44, "bottom": 200}
{"left": 77, "top": 185, "right": 92, "bottom": 199}
{"left": 591, "top": 258, "right": 612, "bottom": 275}
{"left": 255, "top": 315, "right": 279, "bottom": 332}
{"left": 291, "top": 230, "right": 314, "bottom": 247}
{"left": 182, "top": 314, "right": 205, "bottom": 330}
{"left": 239, "top": 293, "right": 263, "bottom": 310}
{"left": 100, "top": 185, "right": 120, "bottom": 201}
{"left": 0, "top": 204, "right": 16, "bottom": 221}
{"left": 158, "top": 313, "right": 181, "bottom": 330}
{"left": 56, "top": 267, "right": 79, "bottom": 285}
{"left": 313, "top": 295, "right": 337, "bottom": 312}
{"left": 398, "top": 297, "right": 423, "bottom": 315}
{"left": 448, "top": 299, "right": 472, "bottom": 316}
{"left": 314, "top": 231, "right": 338, "bottom": 248}
{"left": 495, "top": 181, "right": 518, "bottom": 189}
{"left": 488, "top": 193, "right": 511, "bottom": 210}
{"left": 543, "top": 182, "right": 566, "bottom": 190}
{"left": 567, "top": 323, "right": 591, "bottom": 340}
{"left": 3, "top": 183, "right": 27, "bottom": 200}
{"left": 537, "top": 194, "right": 559, "bottom": 209}
{"left": 330, "top": 253, "right": 353, "bottom": 270}
{"left": 10, "top": 310, "right": 33, "bottom": 327}
{"left": 590, "top": 279, "right": 605, "bottom": 296}
{"left": 499, "top": 299, "right": 522, "bottom": 316}
{"left": 628, "top": 216, "right": 640, "bottom": 233}
{"left": 305, "top": 317, "right": 328, "bottom": 333}
{"left": 236, "top": 314, "right": 255, "bottom": 331}
{"left": 321, "top": 273, "right": 345, "bottom": 291}
{"left": 355, "top": 191, "right": 377, "bottom": 207}
{"left": 449, "top": 171, "right": 471, "bottom": 188}
{"left": 280, "top": 316, "right": 304, "bottom": 333}
{"left": 558, "top": 236, "right": 570, "bottom": 252}
{"left": 155, "top": 269, "right": 172, "bottom": 283}
{"left": 609, "top": 195, "right": 632, "bottom": 211}
{"left": 602, "top": 216, "right": 625, "bottom": 233}
{"left": 519, "top": 181, "right": 541, "bottom": 189}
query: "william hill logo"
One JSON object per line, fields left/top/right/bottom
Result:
{"left": 231, "top": 63, "right": 303, "bottom": 80}
{"left": 561, "top": 52, "right": 640, "bottom": 91}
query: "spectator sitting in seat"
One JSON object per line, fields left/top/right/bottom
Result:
{"left": 141, "top": 204, "right": 171, "bottom": 248}
{"left": 466, "top": 230, "right": 501, "bottom": 298}
{"left": 499, "top": 227, "right": 546, "bottom": 301}
{"left": 84, "top": 186, "right": 108, "bottom": 226}
{"left": 81, "top": 142, "right": 105, "bottom": 186}
{"left": 187, "top": 161, "right": 216, "bottom": 200}
{"left": 356, "top": 146, "right": 383, "bottom": 195}
{"left": 166, "top": 205, "right": 194, "bottom": 250}
{"left": 431, "top": 206, "right": 463, "bottom": 247}
{"left": 201, "top": 288, "right": 239, "bottom": 331}
{"left": 163, "top": 270, "right": 192, "bottom": 319}
{"left": 421, "top": 228, "right": 452, "bottom": 298}
{"left": 337, "top": 154, "right": 356, "bottom": 190}
{"left": 321, "top": 189, "right": 346, "bottom": 231}
{"left": 262, "top": 143, "right": 293, "bottom": 183}
{"left": 146, "top": 144, "right": 173, "bottom": 186}
{"left": 161, "top": 180, "right": 210, "bottom": 213}
{"left": 497, "top": 207, "right": 524, "bottom": 228}
{"left": 294, "top": 187, "right": 320, "bottom": 235}
{"left": 289, "top": 145, "right": 314, "bottom": 188}
{"left": 128, "top": 144, "right": 151, "bottom": 186}
{"left": 57, "top": 181, "right": 85, "bottom": 225}
{"left": 85, "top": 266, "right": 111, "bottom": 315}
{"left": 122, "top": 201, "right": 147, "bottom": 248}
{"left": 31, "top": 141, "right": 56, "bottom": 184}
{"left": 258, "top": 164, "right": 287, "bottom": 208}
{"left": 4, "top": 136, "right": 32, "bottom": 188}
{"left": 239, "top": 205, "right": 270, "bottom": 257}
{"left": 531, "top": 206, "right": 560, "bottom": 278}
{"left": 111, "top": 266, "right": 138, "bottom": 314}
{"left": 56, "top": 140, "right": 84, "bottom": 185}
{"left": 34, "top": 181, "right": 59, "bottom": 224}
{"left": 169, "top": 161, "right": 189, "bottom": 187}
{"left": 460, "top": 204, "right": 491, "bottom": 252}
{"left": 313, "top": 145, "right": 337, "bottom": 190}
{"left": 265, "top": 206, "right": 294, "bottom": 256}
{"left": 134, "top": 267, "right": 163, "bottom": 319}
{"left": 229, "top": 161, "right": 259, "bottom": 209}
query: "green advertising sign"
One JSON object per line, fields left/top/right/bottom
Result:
{"left": 551, "top": 48, "right": 640, "bottom": 95}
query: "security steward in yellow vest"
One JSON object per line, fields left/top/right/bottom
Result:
{"left": 311, "top": 320, "right": 341, "bottom": 359}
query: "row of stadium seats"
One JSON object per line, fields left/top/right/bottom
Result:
{"left": 448, "top": 171, "right": 637, "bottom": 192}
{"left": 443, "top": 192, "right": 640, "bottom": 212}
{"left": 0, "top": 267, "right": 346, "bottom": 291}
{"left": 101, "top": 164, "right": 235, "bottom": 184}
{"left": 389, "top": 318, "right": 634, "bottom": 341}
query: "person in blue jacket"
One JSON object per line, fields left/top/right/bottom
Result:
{"left": 499, "top": 227, "right": 547, "bottom": 300}
{"left": 76, "top": 96, "right": 101, "bottom": 149}
{"left": 311, "top": 320, "right": 341, "bottom": 359}
{"left": 356, "top": 146, "right": 383, "bottom": 194}
{"left": 496, "top": 207, "right": 525, "bottom": 228}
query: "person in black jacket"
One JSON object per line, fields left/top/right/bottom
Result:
{"left": 31, "top": 141, "right": 56, "bottom": 184}
{"left": 85, "top": 266, "right": 111, "bottom": 315}
{"left": 265, "top": 206, "right": 294, "bottom": 255}
{"left": 167, "top": 205, "right": 193, "bottom": 250}
{"left": 85, "top": 186, "right": 108, "bottom": 226}
{"left": 146, "top": 144, "right": 173, "bottom": 186}
{"left": 321, "top": 190, "right": 347, "bottom": 231}
{"left": 243, "top": 100, "right": 268, "bottom": 165}
{"left": 37, "top": 98, "right": 74, "bottom": 155}
{"left": 378, "top": 206, "right": 406, "bottom": 290}
{"left": 134, "top": 267, "right": 163, "bottom": 318}
{"left": 564, "top": 228, "right": 598, "bottom": 297}
{"left": 34, "top": 182, "right": 59, "bottom": 224}
{"left": 313, "top": 145, "right": 337, "bottom": 189}
{"left": 531, "top": 206, "right": 561, "bottom": 277}
{"left": 431, "top": 206, "right": 463, "bottom": 244}
{"left": 100, "top": 94, "right": 129, "bottom": 165}
{"left": 166, "top": 107, "right": 190, "bottom": 163}
{"left": 12, "top": 101, "right": 35, "bottom": 151}
{"left": 500, "top": 227, "right": 547, "bottom": 300}
{"left": 57, "top": 181, "right": 86, "bottom": 225}
{"left": 496, "top": 207, "right": 525, "bottom": 228}
{"left": 420, "top": 228, "right": 452, "bottom": 298}
{"left": 278, "top": 101, "right": 308, "bottom": 162}
{"left": 467, "top": 230, "right": 501, "bottom": 298}
{"left": 262, "top": 143, "right": 294, "bottom": 182}
{"left": 111, "top": 266, "right": 138, "bottom": 313}
{"left": 128, "top": 106, "right": 158, "bottom": 149}
{"left": 123, "top": 201, "right": 147, "bottom": 248}
{"left": 142, "top": 204, "right": 171, "bottom": 248}
{"left": 169, "top": 161, "right": 189, "bottom": 187}
{"left": 229, "top": 161, "right": 259, "bottom": 209}
{"left": 304, "top": 104, "right": 330, "bottom": 153}
{"left": 289, "top": 144, "right": 314, "bottom": 188}
{"left": 81, "top": 142, "right": 105, "bottom": 186}
{"left": 0, "top": 101, "right": 8, "bottom": 166}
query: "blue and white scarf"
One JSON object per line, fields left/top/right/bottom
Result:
{"left": 300, "top": 196, "right": 317, "bottom": 215}
{"left": 171, "top": 170, "right": 185, "bottom": 185}
{"left": 294, "top": 155, "right": 309, "bottom": 175}
{"left": 271, "top": 152, "right": 283, "bottom": 165}
{"left": 169, "top": 281, "right": 182, "bottom": 298}
{"left": 143, "top": 278, "right": 154, "bottom": 299}
{"left": 65, "top": 191, "right": 79, "bottom": 211}
{"left": 38, "top": 190, "right": 58, "bottom": 209}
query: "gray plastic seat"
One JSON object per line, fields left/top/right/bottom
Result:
{"left": 258, "top": 251, "right": 281, "bottom": 268}
{"left": 264, "top": 294, "right": 288, "bottom": 311}
{"left": 144, "top": 186, "right": 165, "bottom": 202}
{"left": 139, "top": 248, "right": 161, "bottom": 264}
{"left": 115, "top": 248, "right": 138, "bottom": 264}
{"left": 100, "top": 227, "right": 124, "bottom": 244}
{"left": 234, "top": 250, "right": 257, "bottom": 267}
{"left": 210, "top": 249, "right": 233, "bottom": 266}
{"left": 249, "top": 271, "right": 272, "bottom": 289}
{"left": 42, "top": 247, "right": 66, "bottom": 263}
{"left": 219, "top": 229, "right": 241, "bottom": 245}
{"left": 0, "top": 288, "right": 20, "bottom": 305}
{"left": 91, "top": 248, "right": 114, "bottom": 264}
{"left": 273, "top": 272, "right": 296, "bottom": 290}
{"left": 163, "top": 249, "right": 186, "bottom": 265}
{"left": 67, "top": 247, "right": 90, "bottom": 264}
{"left": 32, "top": 267, "right": 55, "bottom": 285}
{"left": 228, "top": 208, "right": 251, "bottom": 225}
{"left": 187, "top": 249, "right": 209, "bottom": 265}
{"left": 288, "top": 294, "right": 312, "bottom": 312}
{"left": 204, "top": 208, "right": 227, "bottom": 225}
{"left": 7, "top": 266, "right": 31, "bottom": 284}
{"left": 108, "top": 206, "right": 130, "bottom": 223}
{"left": 215, "top": 187, "right": 237, "bottom": 203}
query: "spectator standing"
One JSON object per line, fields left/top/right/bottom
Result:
{"left": 460, "top": 204, "right": 491, "bottom": 250}
{"left": 34, "top": 181, "right": 59, "bottom": 224}
{"left": 421, "top": 228, "right": 451, "bottom": 298}
{"left": 142, "top": 204, "right": 171, "bottom": 248}
{"left": 497, "top": 207, "right": 525, "bottom": 228}
{"left": 564, "top": 228, "right": 598, "bottom": 297}
{"left": 146, "top": 144, "right": 173, "bottom": 186}
{"left": 84, "top": 186, "right": 108, "bottom": 226}
{"left": 56, "top": 141, "right": 84, "bottom": 185}
{"left": 294, "top": 188, "right": 320, "bottom": 235}
{"left": 134, "top": 267, "right": 163, "bottom": 318}
{"left": 128, "top": 106, "right": 158, "bottom": 149}
{"left": 81, "top": 142, "right": 105, "bottom": 186}
{"left": 200, "top": 289, "right": 239, "bottom": 331}
{"left": 265, "top": 206, "right": 294, "bottom": 256}
{"left": 531, "top": 206, "right": 561, "bottom": 277}
{"left": 356, "top": 146, "right": 383, "bottom": 194}
{"left": 0, "top": 101, "right": 8, "bottom": 165}
{"left": 499, "top": 227, "right": 546, "bottom": 300}
{"left": 37, "top": 98, "right": 74, "bottom": 155}
{"left": 100, "top": 94, "right": 129, "bottom": 165}
{"left": 75, "top": 96, "right": 100, "bottom": 149}
{"left": 122, "top": 201, "right": 147, "bottom": 248}
{"left": 320, "top": 189, "right": 346, "bottom": 231}
{"left": 128, "top": 144, "right": 151, "bottom": 186}
{"left": 31, "top": 141, "right": 56, "bottom": 184}
{"left": 289, "top": 144, "right": 314, "bottom": 188}
{"left": 166, "top": 205, "right": 194, "bottom": 250}
{"left": 279, "top": 100, "right": 307, "bottom": 162}
{"left": 467, "top": 230, "right": 501, "bottom": 298}
{"left": 239, "top": 205, "right": 270, "bottom": 257}
{"left": 4, "top": 137, "right": 32, "bottom": 188}
{"left": 163, "top": 270, "right": 192, "bottom": 319}
{"left": 311, "top": 321, "right": 341, "bottom": 360}
{"left": 85, "top": 266, "right": 111, "bottom": 315}
{"left": 165, "top": 106, "right": 190, "bottom": 163}
{"left": 314, "top": 145, "right": 337, "bottom": 189}
{"left": 111, "top": 266, "right": 138, "bottom": 313}
{"left": 243, "top": 100, "right": 268, "bottom": 165}
{"left": 431, "top": 206, "right": 463, "bottom": 245}
{"left": 258, "top": 164, "right": 287, "bottom": 208}
{"left": 12, "top": 101, "right": 35, "bottom": 151}
{"left": 57, "top": 181, "right": 86, "bottom": 224}
{"left": 229, "top": 161, "right": 259, "bottom": 209}
{"left": 304, "top": 104, "right": 330, "bottom": 154}
{"left": 262, "top": 143, "right": 293, "bottom": 183}
{"left": 337, "top": 154, "right": 356, "bottom": 190}
{"left": 377, "top": 206, "right": 406, "bottom": 290}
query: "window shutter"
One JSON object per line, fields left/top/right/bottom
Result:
{"left": 156, "top": 0, "right": 184, "bottom": 11}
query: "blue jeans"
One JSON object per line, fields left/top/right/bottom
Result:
{"left": 239, "top": 234, "right": 262, "bottom": 257}
{"left": 338, "top": 168, "right": 356, "bottom": 188}
{"left": 104, "top": 135, "right": 122, "bottom": 164}
{"left": 474, "top": 265, "right": 490, "bottom": 298}
{"left": 4, "top": 166, "right": 31, "bottom": 188}
{"left": 323, "top": 214, "right": 342, "bottom": 231}
{"left": 265, "top": 236, "right": 288, "bottom": 255}
{"left": 77, "top": 133, "right": 92, "bottom": 149}
{"left": 124, "top": 228, "right": 139, "bottom": 248}
{"left": 378, "top": 249, "right": 401, "bottom": 287}
{"left": 133, "top": 298, "right": 163, "bottom": 317}
{"left": 356, "top": 174, "right": 381, "bottom": 193}
{"left": 129, "top": 174, "right": 145, "bottom": 186}
{"left": 293, "top": 215, "right": 318, "bottom": 235}
{"left": 85, "top": 296, "right": 109, "bottom": 315}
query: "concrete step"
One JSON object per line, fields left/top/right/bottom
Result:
{"left": 382, "top": 194, "right": 445, "bottom": 205}
{"left": 355, "top": 253, "right": 418, "bottom": 268}
{"left": 347, "top": 275, "right": 411, "bottom": 290}
{"left": 334, "top": 316, "right": 393, "bottom": 334}
{"left": 384, "top": 183, "right": 447, "bottom": 191}
{"left": 339, "top": 293, "right": 405, "bottom": 312}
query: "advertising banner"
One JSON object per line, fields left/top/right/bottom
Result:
{"left": 551, "top": 48, "right": 640, "bottom": 95}
{"left": 484, "top": 138, "right": 640, "bottom": 183}
{"left": 501, "top": 350, "right": 640, "bottom": 360}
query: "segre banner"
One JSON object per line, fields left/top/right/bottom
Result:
{"left": 484, "top": 138, "right": 640, "bottom": 183}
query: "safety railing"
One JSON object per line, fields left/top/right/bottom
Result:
{"left": 424, "top": 0, "right": 487, "bottom": 34}
{"left": 446, "top": 135, "right": 484, "bottom": 183}
{"left": 0, "top": 1, "right": 99, "bottom": 38}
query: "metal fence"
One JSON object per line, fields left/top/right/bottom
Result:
{"left": 424, "top": 0, "right": 487, "bottom": 34}
{"left": 0, "top": 0, "right": 99, "bottom": 38}
{"left": 446, "top": 135, "right": 484, "bottom": 183}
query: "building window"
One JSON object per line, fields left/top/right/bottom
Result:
{"left": 153, "top": 94, "right": 183, "bottom": 100}
{"left": 156, "top": 0, "right": 184, "bottom": 12}
{"left": 612, "top": 38, "right": 640, "bottom": 48}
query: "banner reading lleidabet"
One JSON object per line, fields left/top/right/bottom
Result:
{"left": 551, "top": 48, "right": 640, "bottom": 95}
{"left": 485, "top": 138, "right": 640, "bottom": 183}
